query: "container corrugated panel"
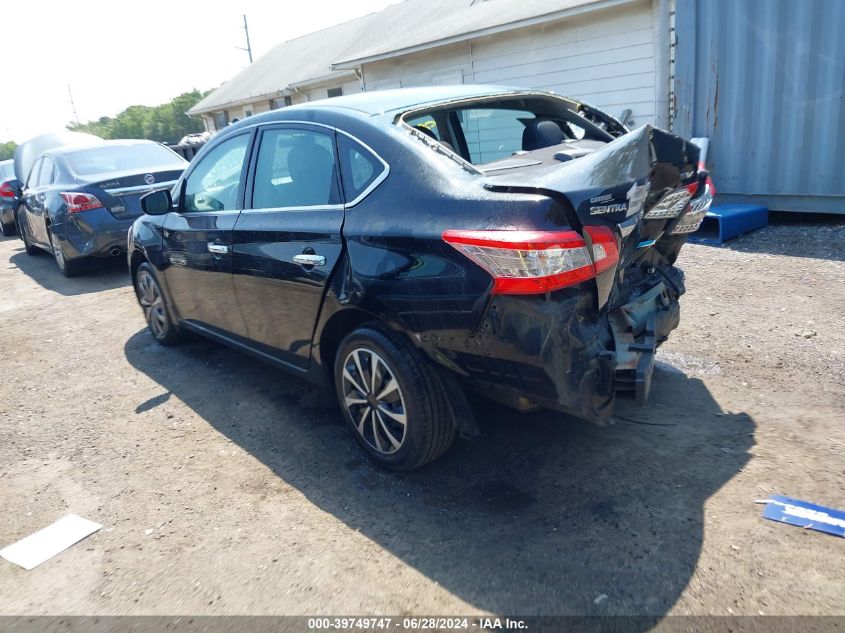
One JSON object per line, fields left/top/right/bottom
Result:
{"left": 673, "top": 0, "right": 845, "bottom": 213}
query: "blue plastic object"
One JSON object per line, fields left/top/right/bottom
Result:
{"left": 688, "top": 204, "right": 769, "bottom": 245}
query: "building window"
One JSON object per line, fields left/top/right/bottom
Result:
{"left": 213, "top": 111, "right": 229, "bottom": 131}
{"left": 327, "top": 87, "right": 343, "bottom": 98}
{"left": 243, "top": 107, "right": 253, "bottom": 118}
{"left": 270, "top": 96, "right": 292, "bottom": 110}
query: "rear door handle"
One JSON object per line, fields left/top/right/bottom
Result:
{"left": 293, "top": 253, "right": 326, "bottom": 267}
{"left": 207, "top": 243, "right": 230, "bottom": 254}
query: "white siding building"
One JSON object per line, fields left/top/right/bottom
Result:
{"left": 189, "top": 0, "right": 670, "bottom": 134}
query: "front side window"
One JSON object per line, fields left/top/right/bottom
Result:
{"left": 338, "top": 135, "right": 385, "bottom": 202}
{"left": 183, "top": 133, "right": 250, "bottom": 212}
{"left": 250, "top": 128, "right": 340, "bottom": 209}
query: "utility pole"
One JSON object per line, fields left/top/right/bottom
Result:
{"left": 67, "top": 84, "right": 80, "bottom": 125}
{"left": 237, "top": 14, "right": 253, "bottom": 64}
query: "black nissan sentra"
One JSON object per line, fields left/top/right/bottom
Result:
{"left": 16, "top": 139, "right": 187, "bottom": 276}
{"left": 129, "top": 85, "right": 713, "bottom": 470}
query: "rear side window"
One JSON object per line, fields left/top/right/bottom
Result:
{"left": 250, "top": 127, "right": 340, "bottom": 209}
{"left": 183, "top": 133, "right": 250, "bottom": 212}
{"left": 338, "top": 135, "right": 385, "bottom": 203}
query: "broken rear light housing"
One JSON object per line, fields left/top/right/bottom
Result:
{"left": 669, "top": 183, "right": 714, "bottom": 234}
{"left": 644, "top": 188, "right": 693, "bottom": 220}
{"left": 442, "top": 228, "right": 619, "bottom": 295}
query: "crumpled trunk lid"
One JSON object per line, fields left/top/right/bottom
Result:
{"left": 483, "top": 125, "right": 712, "bottom": 310}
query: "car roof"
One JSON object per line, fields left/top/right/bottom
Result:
{"left": 229, "top": 85, "right": 557, "bottom": 134}
{"left": 294, "top": 84, "right": 548, "bottom": 115}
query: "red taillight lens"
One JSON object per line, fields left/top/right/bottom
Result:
{"left": 584, "top": 226, "right": 620, "bottom": 275}
{"left": 442, "top": 229, "right": 616, "bottom": 295}
{"left": 0, "top": 182, "right": 16, "bottom": 198}
{"left": 60, "top": 192, "right": 103, "bottom": 213}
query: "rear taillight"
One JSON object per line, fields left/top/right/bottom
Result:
{"left": 442, "top": 228, "right": 619, "bottom": 295}
{"left": 584, "top": 226, "right": 620, "bottom": 274}
{"left": 0, "top": 182, "right": 16, "bottom": 198}
{"left": 644, "top": 189, "right": 693, "bottom": 219}
{"left": 669, "top": 183, "right": 714, "bottom": 234}
{"left": 60, "top": 192, "right": 103, "bottom": 213}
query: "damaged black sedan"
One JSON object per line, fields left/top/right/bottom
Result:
{"left": 129, "top": 85, "right": 712, "bottom": 470}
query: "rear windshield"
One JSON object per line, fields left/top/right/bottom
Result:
{"left": 64, "top": 143, "right": 183, "bottom": 176}
{"left": 0, "top": 162, "right": 14, "bottom": 180}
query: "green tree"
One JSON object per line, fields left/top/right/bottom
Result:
{"left": 0, "top": 141, "right": 16, "bottom": 161}
{"left": 68, "top": 89, "right": 209, "bottom": 145}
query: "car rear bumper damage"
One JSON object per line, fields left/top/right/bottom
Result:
{"left": 425, "top": 266, "right": 684, "bottom": 421}
{"left": 53, "top": 209, "right": 136, "bottom": 259}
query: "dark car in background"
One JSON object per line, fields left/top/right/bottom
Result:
{"left": 129, "top": 85, "right": 712, "bottom": 470}
{"left": 17, "top": 140, "right": 187, "bottom": 276}
{"left": 0, "top": 159, "right": 20, "bottom": 236}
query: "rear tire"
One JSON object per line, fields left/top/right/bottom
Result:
{"left": 19, "top": 220, "right": 41, "bottom": 256}
{"left": 134, "top": 262, "right": 183, "bottom": 346}
{"left": 1, "top": 221, "right": 15, "bottom": 237}
{"left": 334, "top": 326, "right": 455, "bottom": 471}
{"left": 49, "top": 230, "right": 84, "bottom": 277}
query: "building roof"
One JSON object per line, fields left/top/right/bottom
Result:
{"left": 187, "top": 13, "right": 377, "bottom": 115}
{"left": 332, "top": 0, "right": 629, "bottom": 68}
{"left": 189, "top": 0, "right": 624, "bottom": 116}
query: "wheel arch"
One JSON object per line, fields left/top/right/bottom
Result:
{"left": 316, "top": 307, "right": 382, "bottom": 386}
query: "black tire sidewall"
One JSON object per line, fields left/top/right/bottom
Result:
{"left": 135, "top": 263, "right": 179, "bottom": 344}
{"left": 334, "top": 328, "right": 436, "bottom": 470}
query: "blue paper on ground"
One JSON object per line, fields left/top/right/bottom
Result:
{"left": 762, "top": 494, "right": 845, "bottom": 537}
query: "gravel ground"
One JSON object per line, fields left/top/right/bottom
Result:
{"left": 0, "top": 217, "right": 843, "bottom": 617}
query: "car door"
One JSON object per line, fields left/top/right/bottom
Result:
{"left": 231, "top": 123, "right": 346, "bottom": 369}
{"left": 20, "top": 157, "right": 47, "bottom": 246}
{"left": 33, "top": 156, "right": 59, "bottom": 244}
{"left": 161, "top": 131, "right": 253, "bottom": 337}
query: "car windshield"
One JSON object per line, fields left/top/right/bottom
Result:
{"left": 0, "top": 162, "right": 14, "bottom": 180}
{"left": 63, "top": 144, "right": 183, "bottom": 176}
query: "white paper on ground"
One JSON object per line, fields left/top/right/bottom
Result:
{"left": 0, "top": 514, "right": 102, "bottom": 570}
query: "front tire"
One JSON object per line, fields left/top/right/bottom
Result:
{"left": 49, "top": 230, "right": 84, "bottom": 277}
{"left": 334, "top": 326, "right": 455, "bottom": 471}
{"left": 134, "top": 263, "right": 183, "bottom": 346}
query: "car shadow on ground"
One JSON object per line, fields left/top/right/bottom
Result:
{"left": 709, "top": 211, "right": 845, "bottom": 261}
{"left": 7, "top": 247, "right": 130, "bottom": 295}
{"left": 124, "top": 330, "right": 753, "bottom": 619}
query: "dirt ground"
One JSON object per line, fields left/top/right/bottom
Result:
{"left": 0, "top": 216, "right": 843, "bottom": 617}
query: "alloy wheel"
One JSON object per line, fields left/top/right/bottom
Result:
{"left": 137, "top": 270, "right": 168, "bottom": 339}
{"left": 341, "top": 347, "right": 407, "bottom": 454}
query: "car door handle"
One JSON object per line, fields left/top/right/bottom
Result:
{"left": 293, "top": 253, "right": 326, "bottom": 267}
{"left": 207, "top": 243, "right": 230, "bottom": 254}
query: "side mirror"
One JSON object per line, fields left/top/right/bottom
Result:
{"left": 141, "top": 189, "right": 172, "bottom": 216}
